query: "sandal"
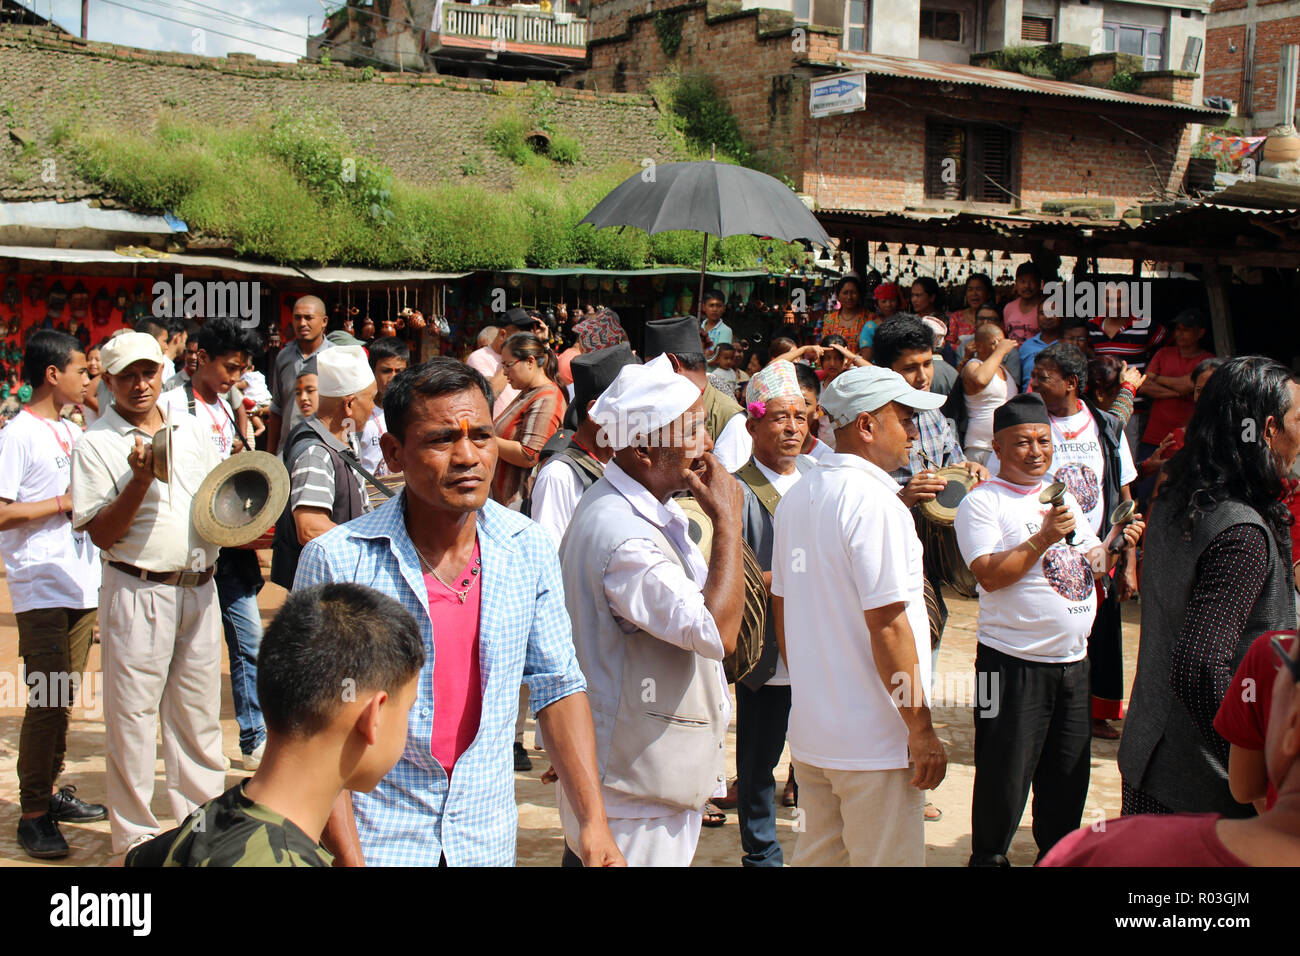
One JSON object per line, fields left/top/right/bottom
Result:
{"left": 702, "top": 802, "right": 727, "bottom": 827}
{"left": 924, "top": 801, "right": 942, "bottom": 822}
{"left": 1092, "top": 719, "right": 1122, "bottom": 740}
{"left": 782, "top": 769, "right": 797, "bottom": 808}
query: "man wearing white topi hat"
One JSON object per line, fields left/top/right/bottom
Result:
{"left": 772, "top": 364, "right": 950, "bottom": 866}
{"left": 558, "top": 353, "right": 747, "bottom": 866}
{"left": 70, "top": 331, "right": 227, "bottom": 856}
{"left": 270, "top": 345, "right": 378, "bottom": 589}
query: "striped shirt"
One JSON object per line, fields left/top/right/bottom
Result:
{"left": 288, "top": 431, "right": 370, "bottom": 514}
{"left": 1088, "top": 317, "right": 1168, "bottom": 372}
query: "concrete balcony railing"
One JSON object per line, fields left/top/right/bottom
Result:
{"left": 441, "top": 3, "right": 587, "bottom": 49}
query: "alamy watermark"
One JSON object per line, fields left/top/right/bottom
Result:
{"left": 1042, "top": 279, "right": 1151, "bottom": 321}
{"left": 152, "top": 272, "right": 260, "bottom": 328}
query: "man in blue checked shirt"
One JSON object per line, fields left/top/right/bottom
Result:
{"left": 294, "top": 359, "right": 623, "bottom": 867}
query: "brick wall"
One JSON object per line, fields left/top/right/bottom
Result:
{"left": 1250, "top": 13, "right": 1300, "bottom": 113}
{"left": 803, "top": 91, "right": 1189, "bottom": 213}
{"left": 0, "top": 24, "right": 674, "bottom": 202}
{"left": 584, "top": 3, "right": 1196, "bottom": 212}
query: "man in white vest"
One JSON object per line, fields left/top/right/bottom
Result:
{"left": 557, "top": 353, "right": 745, "bottom": 866}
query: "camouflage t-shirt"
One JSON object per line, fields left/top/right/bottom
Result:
{"left": 124, "top": 782, "right": 334, "bottom": 868}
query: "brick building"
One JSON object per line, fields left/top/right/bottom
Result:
{"left": 579, "top": 2, "right": 1223, "bottom": 217}
{"left": 1205, "top": 0, "right": 1300, "bottom": 129}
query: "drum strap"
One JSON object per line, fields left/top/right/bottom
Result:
{"left": 735, "top": 461, "right": 782, "bottom": 519}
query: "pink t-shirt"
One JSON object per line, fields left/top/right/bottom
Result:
{"left": 425, "top": 539, "right": 484, "bottom": 775}
{"left": 1002, "top": 298, "right": 1040, "bottom": 342}
{"left": 1038, "top": 813, "right": 1246, "bottom": 866}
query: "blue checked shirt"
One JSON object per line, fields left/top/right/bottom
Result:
{"left": 890, "top": 408, "right": 965, "bottom": 485}
{"left": 294, "top": 493, "right": 587, "bottom": 866}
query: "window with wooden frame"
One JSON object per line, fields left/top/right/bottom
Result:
{"left": 924, "top": 120, "right": 1018, "bottom": 204}
{"left": 1021, "top": 15, "right": 1053, "bottom": 44}
{"left": 919, "top": 5, "right": 963, "bottom": 42}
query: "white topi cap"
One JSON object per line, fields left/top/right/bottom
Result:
{"left": 317, "top": 346, "right": 375, "bottom": 398}
{"left": 589, "top": 353, "right": 702, "bottom": 451}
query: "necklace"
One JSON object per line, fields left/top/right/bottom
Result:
{"left": 1055, "top": 401, "right": 1092, "bottom": 441}
{"left": 414, "top": 545, "right": 481, "bottom": 604}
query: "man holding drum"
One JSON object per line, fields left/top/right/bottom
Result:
{"left": 955, "top": 393, "right": 1143, "bottom": 866}
{"left": 70, "top": 331, "right": 227, "bottom": 856}
{"left": 559, "top": 354, "right": 746, "bottom": 866}
{"left": 730, "top": 360, "right": 810, "bottom": 866}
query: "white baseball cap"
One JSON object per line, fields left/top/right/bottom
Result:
{"left": 820, "top": 365, "right": 946, "bottom": 428}
{"left": 100, "top": 332, "right": 164, "bottom": 375}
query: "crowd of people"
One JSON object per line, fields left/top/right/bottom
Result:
{"left": 2, "top": 272, "right": 1299, "bottom": 868}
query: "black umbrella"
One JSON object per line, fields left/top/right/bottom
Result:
{"left": 579, "top": 160, "right": 831, "bottom": 319}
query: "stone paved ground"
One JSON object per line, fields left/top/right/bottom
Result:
{"left": 0, "top": 569, "right": 1141, "bottom": 867}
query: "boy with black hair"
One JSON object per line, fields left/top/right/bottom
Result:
{"left": 125, "top": 582, "right": 424, "bottom": 867}
{"left": 160, "top": 318, "right": 268, "bottom": 769}
{"left": 0, "top": 330, "right": 105, "bottom": 859}
{"left": 360, "top": 337, "right": 409, "bottom": 477}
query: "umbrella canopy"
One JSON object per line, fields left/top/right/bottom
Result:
{"left": 579, "top": 161, "right": 831, "bottom": 246}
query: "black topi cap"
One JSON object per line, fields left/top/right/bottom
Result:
{"left": 503, "top": 306, "right": 531, "bottom": 329}
{"left": 993, "top": 392, "right": 1051, "bottom": 433}
{"left": 571, "top": 341, "right": 641, "bottom": 416}
{"left": 644, "top": 315, "right": 704, "bottom": 359}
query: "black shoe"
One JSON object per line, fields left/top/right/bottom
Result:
{"left": 48, "top": 785, "right": 108, "bottom": 823}
{"left": 17, "top": 814, "right": 69, "bottom": 859}
{"left": 514, "top": 742, "right": 533, "bottom": 772}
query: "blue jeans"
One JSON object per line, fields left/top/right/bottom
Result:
{"left": 735, "top": 681, "right": 792, "bottom": 867}
{"left": 216, "top": 553, "right": 266, "bottom": 755}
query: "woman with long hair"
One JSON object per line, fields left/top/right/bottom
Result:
{"left": 1119, "top": 356, "right": 1300, "bottom": 817}
{"left": 910, "top": 276, "right": 943, "bottom": 319}
{"left": 821, "top": 274, "right": 868, "bottom": 352}
{"left": 492, "top": 332, "right": 566, "bottom": 508}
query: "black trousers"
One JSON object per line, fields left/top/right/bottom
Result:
{"left": 970, "top": 644, "right": 1092, "bottom": 867}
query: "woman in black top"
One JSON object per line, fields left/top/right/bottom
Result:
{"left": 1119, "top": 356, "right": 1300, "bottom": 816}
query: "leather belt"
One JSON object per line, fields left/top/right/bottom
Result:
{"left": 108, "top": 560, "right": 216, "bottom": 588}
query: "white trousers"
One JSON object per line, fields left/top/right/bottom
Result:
{"left": 100, "top": 564, "right": 227, "bottom": 854}
{"left": 558, "top": 784, "right": 702, "bottom": 866}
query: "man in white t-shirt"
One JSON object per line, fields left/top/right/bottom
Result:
{"left": 771, "top": 365, "right": 948, "bottom": 867}
{"left": 160, "top": 318, "right": 268, "bottom": 771}
{"left": 1027, "top": 342, "right": 1139, "bottom": 738}
{"left": 731, "top": 360, "right": 809, "bottom": 867}
{"left": 955, "top": 393, "right": 1144, "bottom": 867}
{"left": 0, "top": 330, "right": 105, "bottom": 859}
{"left": 359, "top": 337, "right": 409, "bottom": 478}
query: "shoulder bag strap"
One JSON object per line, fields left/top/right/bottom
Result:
{"left": 303, "top": 417, "right": 395, "bottom": 500}
{"left": 735, "top": 460, "right": 782, "bottom": 519}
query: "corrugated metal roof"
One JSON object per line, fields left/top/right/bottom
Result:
{"left": 818, "top": 52, "right": 1227, "bottom": 118}
{"left": 1203, "top": 178, "right": 1300, "bottom": 211}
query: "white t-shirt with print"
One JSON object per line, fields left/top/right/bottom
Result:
{"left": 161, "top": 386, "right": 237, "bottom": 461}
{"left": 360, "top": 407, "right": 388, "bottom": 477}
{"left": 0, "top": 410, "right": 100, "bottom": 612}
{"left": 955, "top": 477, "right": 1102, "bottom": 663}
{"left": 1048, "top": 403, "right": 1136, "bottom": 535}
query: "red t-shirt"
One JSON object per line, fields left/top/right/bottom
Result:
{"left": 425, "top": 539, "right": 484, "bottom": 775}
{"left": 1141, "top": 345, "right": 1213, "bottom": 445}
{"left": 1038, "top": 813, "right": 1246, "bottom": 866}
{"left": 1213, "top": 632, "right": 1297, "bottom": 810}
